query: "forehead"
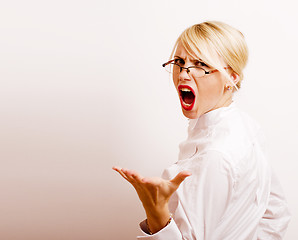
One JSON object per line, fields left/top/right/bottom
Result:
{"left": 174, "top": 42, "right": 197, "bottom": 59}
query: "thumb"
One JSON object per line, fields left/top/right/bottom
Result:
{"left": 170, "top": 171, "right": 192, "bottom": 187}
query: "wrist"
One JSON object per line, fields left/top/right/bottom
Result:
{"left": 146, "top": 207, "right": 171, "bottom": 234}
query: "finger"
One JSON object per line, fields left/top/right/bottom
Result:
{"left": 122, "top": 169, "right": 146, "bottom": 184}
{"left": 170, "top": 171, "right": 192, "bottom": 186}
{"left": 112, "top": 166, "right": 129, "bottom": 181}
{"left": 130, "top": 170, "right": 145, "bottom": 183}
{"left": 122, "top": 168, "right": 142, "bottom": 183}
{"left": 113, "top": 167, "right": 129, "bottom": 180}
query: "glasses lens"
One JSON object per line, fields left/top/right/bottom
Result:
{"left": 164, "top": 63, "right": 173, "bottom": 73}
{"left": 190, "top": 67, "right": 205, "bottom": 78}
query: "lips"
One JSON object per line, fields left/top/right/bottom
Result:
{"left": 178, "top": 85, "right": 195, "bottom": 111}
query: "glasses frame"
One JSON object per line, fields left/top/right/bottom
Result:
{"left": 162, "top": 59, "right": 229, "bottom": 77}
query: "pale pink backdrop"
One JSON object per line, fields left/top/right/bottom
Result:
{"left": 0, "top": 0, "right": 297, "bottom": 239}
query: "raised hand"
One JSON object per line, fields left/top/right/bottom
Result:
{"left": 112, "top": 166, "right": 191, "bottom": 233}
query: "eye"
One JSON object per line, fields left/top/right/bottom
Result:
{"left": 174, "top": 58, "right": 184, "bottom": 65}
{"left": 194, "top": 60, "right": 208, "bottom": 67}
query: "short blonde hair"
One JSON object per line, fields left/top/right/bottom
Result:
{"left": 171, "top": 21, "right": 248, "bottom": 89}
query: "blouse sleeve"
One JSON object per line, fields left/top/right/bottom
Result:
{"left": 137, "top": 218, "right": 182, "bottom": 240}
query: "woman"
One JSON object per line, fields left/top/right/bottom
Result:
{"left": 113, "top": 21, "right": 290, "bottom": 239}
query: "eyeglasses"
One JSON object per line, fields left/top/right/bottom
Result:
{"left": 162, "top": 59, "right": 228, "bottom": 78}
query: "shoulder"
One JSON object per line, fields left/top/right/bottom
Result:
{"left": 207, "top": 108, "right": 264, "bottom": 164}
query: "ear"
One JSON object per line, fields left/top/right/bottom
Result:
{"left": 229, "top": 71, "right": 240, "bottom": 86}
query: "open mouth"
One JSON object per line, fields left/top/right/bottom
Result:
{"left": 178, "top": 85, "right": 195, "bottom": 110}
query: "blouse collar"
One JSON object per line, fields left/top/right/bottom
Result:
{"left": 178, "top": 102, "right": 238, "bottom": 161}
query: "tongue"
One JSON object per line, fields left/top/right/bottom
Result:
{"left": 184, "top": 92, "right": 194, "bottom": 104}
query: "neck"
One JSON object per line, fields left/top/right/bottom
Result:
{"left": 212, "top": 92, "right": 233, "bottom": 111}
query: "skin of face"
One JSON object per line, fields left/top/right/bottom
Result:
{"left": 173, "top": 42, "right": 238, "bottom": 119}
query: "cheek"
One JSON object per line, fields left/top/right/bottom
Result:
{"left": 172, "top": 76, "right": 179, "bottom": 89}
{"left": 196, "top": 78, "right": 224, "bottom": 98}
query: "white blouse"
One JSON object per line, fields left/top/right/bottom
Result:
{"left": 138, "top": 103, "right": 290, "bottom": 240}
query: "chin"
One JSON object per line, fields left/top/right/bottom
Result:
{"left": 181, "top": 109, "right": 202, "bottom": 119}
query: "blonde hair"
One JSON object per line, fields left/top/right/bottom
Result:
{"left": 171, "top": 21, "right": 248, "bottom": 89}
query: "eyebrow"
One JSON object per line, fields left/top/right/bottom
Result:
{"left": 174, "top": 55, "right": 204, "bottom": 62}
{"left": 174, "top": 55, "right": 182, "bottom": 58}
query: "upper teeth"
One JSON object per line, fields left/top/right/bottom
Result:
{"left": 180, "top": 88, "right": 191, "bottom": 92}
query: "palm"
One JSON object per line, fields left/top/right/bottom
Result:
{"left": 112, "top": 167, "right": 191, "bottom": 210}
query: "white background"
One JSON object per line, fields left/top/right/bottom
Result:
{"left": 0, "top": 0, "right": 297, "bottom": 239}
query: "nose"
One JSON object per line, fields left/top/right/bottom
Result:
{"left": 178, "top": 67, "right": 191, "bottom": 81}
